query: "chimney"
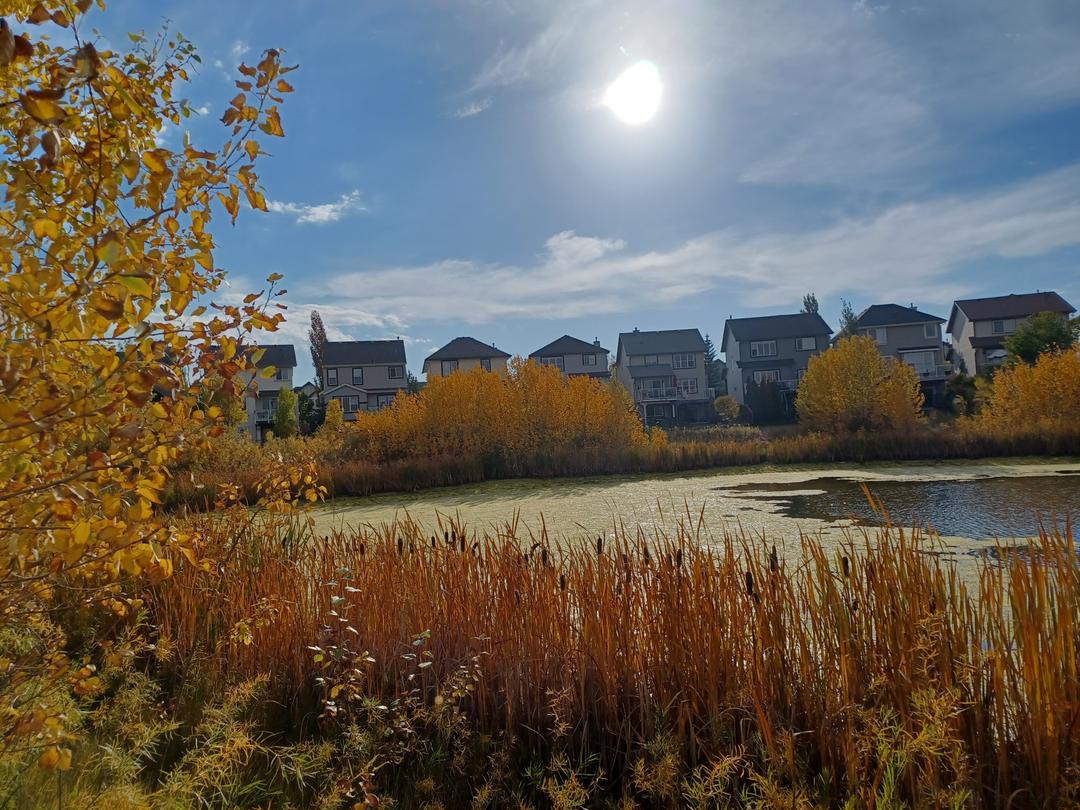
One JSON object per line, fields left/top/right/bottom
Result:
{"left": 910, "top": 302, "right": 915, "bottom": 309}
{"left": 633, "top": 327, "right": 639, "bottom": 333}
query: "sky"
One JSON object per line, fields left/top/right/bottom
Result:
{"left": 92, "top": 0, "right": 1080, "bottom": 381}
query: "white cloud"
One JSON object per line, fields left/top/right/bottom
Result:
{"left": 294, "top": 164, "right": 1080, "bottom": 323}
{"left": 451, "top": 97, "right": 493, "bottom": 118}
{"left": 193, "top": 104, "right": 210, "bottom": 116}
{"left": 266, "top": 190, "right": 365, "bottom": 225}
{"left": 230, "top": 40, "right": 250, "bottom": 61}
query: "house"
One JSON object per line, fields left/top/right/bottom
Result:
{"left": 423, "top": 337, "right": 511, "bottom": 379}
{"left": 322, "top": 339, "right": 408, "bottom": 420}
{"left": 242, "top": 344, "right": 296, "bottom": 442}
{"left": 528, "top": 335, "right": 610, "bottom": 379}
{"left": 613, "top": 328, "right": 711, "bottom": 425}
{"left": 947, "top": 291, "right": 1076, "bottom": 374}
{"left": 293, "top": 381, "right": 319, "bottom": 399}
{"left": 721, "top": 313, "right": 832, "bottom": 414}
{"left": 855, "top": 303, "right": 950, "bottom": 406}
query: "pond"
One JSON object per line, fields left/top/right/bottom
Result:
{"left": 311, "top": 457, "right": 1080, "bottom": 557}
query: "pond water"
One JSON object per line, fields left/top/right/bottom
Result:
{"left": 311, "top": 458, "right": 1080, "bottom": 557}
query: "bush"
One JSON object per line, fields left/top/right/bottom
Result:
{"left": 978, "top": 350, "right": 1080, "bottom": 428}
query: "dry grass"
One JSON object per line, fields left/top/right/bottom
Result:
{"left": 149, "top": 505, "right": 1080, "bottom": 806}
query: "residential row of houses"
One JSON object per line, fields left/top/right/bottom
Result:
{"left": 243, "top": 290, "right": 1075, "bottom": 439}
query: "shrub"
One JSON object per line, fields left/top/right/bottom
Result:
{"left": 978, "top": 349, "right": 1080, "bottom": 428}
{"left": 713, "top": 394, "right": 741, "bottom": 424}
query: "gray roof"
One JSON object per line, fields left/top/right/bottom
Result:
{"left": 618, "top": 328, "right": 706, "bottom": 356}
{"left": 856, "top": 303, "right": 944, "bottom": 328}
{"left": 626, "top": 363, "right": 675, "bottom": 378}
{"left": 251, "top": 344, "right": 296, "bottom": 368}
{"left": 530, "top": 334, "right": 610, "bottom": 357}
{"left": 424, "top": 336, "right": 511, "bottom": 364}
{"left": 948, "top": 291, "right": 1075, "bottom": 333}
{"left": 724, "top": 313, "right": 833, "bottom": 342}
{"left": 324, "top": 339, "right": 406, "bottom": 366}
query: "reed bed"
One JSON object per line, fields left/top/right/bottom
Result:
{"left": 149, "top": 507, "right": 1080, "bottom": 806}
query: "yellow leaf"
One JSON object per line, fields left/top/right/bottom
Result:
{"left": 20, "top": 94, "right": 65, "bottom": 125}
{"left": 276, "top": 79, "right": 295, "bottom": 93}
{"left": 32, "top": 218, "right": 58, "bottom": 240}
{"left": 150, "top": 402, "right": 168, "bottom": 419}
{"left": 71, "top": 521, "right": 91, "bottom": 547}
{"left": 95, "top": 231, "right": 123, "bottom": 265}
{"left": 141, "top": 149, "right": 168, "bottom": 174}
{"left": 118, "top": 275, "right": 152, "bottom": 297}
{"left": 245, "top": 140, "right": 259, "bottom": 161}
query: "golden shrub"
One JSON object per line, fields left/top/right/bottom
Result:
{"left": 978, "top": 350, "right": 1080, "bottom": 428}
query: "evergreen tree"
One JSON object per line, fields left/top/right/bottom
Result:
{"left": 406, "top": 370, "right": 422, "bottom": 394}
{"left": 802, "top": 292, "right": 819, "bottom": 315}
{"left": 838, "top": 298, "right": 858, "bottom": 338}
{"left": 703, "top": 333, "right": 725, "bottom": 391}
{"left": 308, "top": 310, "right": 327, "bottom": 386}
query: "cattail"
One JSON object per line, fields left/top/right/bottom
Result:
{"left": 443, "top": 530, "right": 450, "bottom": 545}
{"left": 397, "top": 537, "right": 403, "bottom": 556}
{"left": 541, "top": 547, "right": 548, "bottom": 567}
{"left": 430, "top": 536, "right": 436, "bottom": 549}
{"left": 559, "top": 573, "right": 566, "bottom": 591}
{"left": 643, "top": 547, "right": 651, "bottom": 564}
{"left": 358, "top": 542, "right": 365, "bottom": 557}
{"left": 596, "top": 536, "right": 603, "bottom": 556}
{"left": 769, "top": 546, "right": 778, "bottom": 574}
{"left": 745, "top": 570, "right": 755, "bottom": 598}
{"left": 841, "top": 556, "right": 850, "bottom": 578}
{"left": 460, "top": 535, "right": 466, "bottom": 553}
{"left": 675, "top": 548, "right": 683, "bottom": 568}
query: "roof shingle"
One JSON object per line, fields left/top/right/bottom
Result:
{"left": 530, "top": 334, "right": 610, "bottom": 357}
{"left": 424, "top": 337, "right": 511, "bottom": 364}
{"left": 618, "top": 328, "right": 706, "bottom": 356}
{"left": 856, "top": 303, "right": 945, "bottom": 327}
{"left": 724, "top": 313, "right": 832, "bottom": 342}
{"left": 324, "top": 340, "right": 406, "bottom": 366}
{"left": 948, "top": 291, "right": 1075, "bottom": 333}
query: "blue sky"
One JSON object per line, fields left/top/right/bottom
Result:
{"left": 95, "top": 1, "right": 1080, "bottom": 381}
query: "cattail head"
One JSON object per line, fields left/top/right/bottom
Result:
{"left": 444, "top": 530, "right": 450, "bottom": 544}
{"left": 397, "top": 537, "right": 403, "bottom": 556}
{"left": 596, "top": 536, "right": 603, "bottom": 556}
{"left": 769, "top": 546, "right": 778, "bottom": 574}
{"left": 841, "top": 556, "right": 850, "bottom": 578}
{"left": 745, "top": 570, "right": 755, "bottom": 598}
{"left": 675, "top": 548, "right": 683, "bottom": 568}
{"left": 542, "top": 547, "right": 549, "bottom": 567}
{"left": 559, "top": 573, "right": 566, "bottom": 591}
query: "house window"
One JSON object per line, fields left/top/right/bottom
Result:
{"left": 672, "top": 352, "right": 696, "bottom": 369}
{"left": 480, "top": 358, "right": 492, "bottom": 372}
{"left": 866, "top": 327, "right": 888, "bottom": 345}
{"left": 541, "top": 356, "right": 564, "bottom": 369}
{"left": 352, "top": 367, "right": 364, "bottom": 385}
{"left": 677, "top": 378, "right": 698, "bottom": 396}
{"left": 794, "top": 337, "right": 816, "bottom": 351}
{"left": 645, "top": 354, "right": 659, "bottom": 365}
{"left": 264, "top": 398, "right": 277, "bottom": 417}
{"left": 336, "top": 396, "right": 359, "bottom": 413}
{"left": 441, "top": 360, "right": 458, "bottom": 375}
{"left": 274, "top": 367, "right": 286, "bottom": 381}
{"left": 753, "top": 369, "right": 780, "bottom": 385}
{"left": 326, "top": 368, "right": 338, "bottom": 386}
{"left": 375, "top": 394, "right": 395, "bottom": 408}
{"left": 582, "top": 354, "right": 597, "bottom": 366}
{"left": 750, "top": 341, "right": 777, "bottom": 358}
{"left": 992, "top": 319, "right": 1005, "bottom": 335}
{"left": 388, "top": 366, "right": 404, "bottom": 379}
{"left": 923, "top": 323, "right": 938, "bottom": 339}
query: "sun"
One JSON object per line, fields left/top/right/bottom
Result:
{"left": 603, "top": 60, "right": 662, "bottom": 125}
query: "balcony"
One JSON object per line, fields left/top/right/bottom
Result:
{"left": 638, "top": 387, "right": 710, "bottom": 401}
{"left": 909, "top": 364, "right": 951, "bottom": 380}
{"left": 255, "top": 410, "right": 274, "bottom": 423}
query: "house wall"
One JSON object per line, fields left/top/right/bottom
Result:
{"left": 730, "top": 333, "right": 826, "bottom": 404}
{"left": 617, "top": 350, "right": 709, "bottom": 406}
{"left": 534, "top": 350, "right": 608, "bottom": 376}
{"left": 242, "top": 365, "right": 294, "bottom": 441}
{"left": 859, "top": 322, "right": 946, "bottom": 376}
{"left": 949, "top": 309, "right": 976, "bottom": 374}
{"left": 424, "top": 356, "right": 509, "bottom": 379}
{"left": 324, "top": 363, "right": 406, "bottom": 393}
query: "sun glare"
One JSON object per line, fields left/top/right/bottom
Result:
{"left": 604, "top": 60, "right": 662, "bottom": 125}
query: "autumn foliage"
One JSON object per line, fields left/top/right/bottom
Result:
{"left": 796, "top": 335, "right": 924, "bottom": 432}
{"left": 977, "top": 349, "right": 1080, "bottom": 428}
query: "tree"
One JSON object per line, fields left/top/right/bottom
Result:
{"left": 1003, "top": 311, "right": 1077, "bottom": 365}
{"left": 272, "top": 389, "right": 298, "bottom": 438}
{"left": 979, "top": 350, "right": 1080, "bottom": 428}
{"left": 713, "top": 395, "right": 741, "bottom": 425}
{"left": 321, "top": 397, "right": 345, "bottom": 433}
{"left": 796, "top": 335, "right": 924, "bottom": 432}
{"left": 838, "top": 298, "right": 858, "bottom": 338}
{"left": 703, "top": 333, "right": 725, "bottom": 392}
{"left": 745, "top": 379, "right": 786, "bottom": 424}
{"left": 0, "top": 6, "right": 296, "bottom": 765}
{"left": 802, "top": 292, "right": 820, "bottom": 315}
{"left": 297, "top": 390, "right": 323, "bottom": 434}
{"left": 309, "top": 309, "right": 327, "bottom": 385}
{"left": 406, "top": 369, "right": 423, "bottom": 394}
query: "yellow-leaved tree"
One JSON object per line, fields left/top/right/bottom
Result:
{"left": 977, "top": 350, "right": 1080, "bottom": 428}
{"left": 795, "top": 335, "right": 924, "bottom": 432}
{"left": 0, "top": 1, "right": 297, "bottom": 767}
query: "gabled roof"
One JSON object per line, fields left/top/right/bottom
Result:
{"left": 424, "top": 336, "right": 511, "bottom": 364}
{"left": 324, "top": 339, "right": 406, "bottom": 366}
{"left": 856, "top": 303, "right": 945, "bottom": 328}
{"left": 530, "top": 334, "right": 610, "bottom": 357}
{"left": 617, "top": 328, "right": 706, "bottom": 356}
{"left": 251, "top": 344, "right": 296, "bottom": 368}
{"left": 947, "top": 291, "right": 1075, "bottom": 334}
{"left": 723, "top": 313, "right": 832, "bottom": 343}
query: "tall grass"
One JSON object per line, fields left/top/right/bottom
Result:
{"left": 148, "top": 506, "right": 1080, "bottom": 806}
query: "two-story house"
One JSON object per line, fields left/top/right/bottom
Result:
{"left": 528, "top": 335, "right": 610, "bottom": 379}
{"left": 947, "top": 291, "right": 1075, "bottom": 374}
{"left": 322, "top": 339, "right": 408, "bottom": 419}
{"left": 613, "top": 328, "right": 711, "bottom": 425}
{"left": 721, "top": 313, "right": 832, "bottom": 412}
{"left": 423, "top": 337, "right": 511, "bottom": 380}
{"left": 242, "top": 343, "right": 296, "bottom": 442}
{"left": 855, "top": 303, "right": 949, "bottom": 406}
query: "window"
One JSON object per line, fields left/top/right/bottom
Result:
{"left": 480, "top": 358, "right": 492, "bottom": 372}
{"left": 441, "top": 359, "right": 458, "bottom": 375}
{"left": 274, "top": 367, "right": 286, "bottom": 381}
{"left": 582, "top": 353, "right": 597, "bottom": 366}
{"left": 672, "top": 352, "right": 696, "bottom": 369}
{"left": 645, "top": 354, "right": 659, "bottom": 365}
{"left": 336, "top": 396, "right": 359, "bottom": 413}
{"left": 752, "top": 369, "right": 780, "bottom": 385}
{"left": 264, "top": 398, "right": 277, "bottom": 417}
{"left": 388, "top": 366, "right": 404, "bottom": 379}
{"left": 865, "top": 327, "right": 887, "bottom": 345}
{"left": 992, "top": 319, "right": 1005, "bottom": 335}
{"left": 326, "top": 368, "right": 338, "bottom": 386}
{"left": 923, "top": 323, "right": 938, "bottom": 339}
{"left": 352, "top": 367, "right": 364, "bottom": 385}
{"left": 750, "top": 340, "right": 777, "bottom": 358}
{"left": 376, "top": 394, "right": 395, "bottom": 409}
{"left": 677, "top": 378, "right": 698, "bottom": 396}
{"left": 794, "top": 337, "right": 816, "bottom": 351}
{"left": 541, "top": 356, "right": 564, "bottom": 369}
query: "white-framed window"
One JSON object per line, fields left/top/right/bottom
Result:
{"left": 480, "top": 358, "right": 492, "bottom": 372}
{"left": 752, "top": 369, "right": 780, "bottom": 385}
{"left": 677, "top": 378, "right": 698, "bottom": 396}
{"left": 645, "top": 354, "right": 659, "bottom": 365}
{"left": 441, "top": 359, "right": 458, "bottom": 375}
{"left": 375, "top": 394, "right": 395, "bottom": 408}
{"left": 274, "top": 367, "right": 286, "bottom": 381}
{"left": 750, "top": 341, "right": 777, "bottom": 358}
{"left": 264, "top": 398, "right": 277, "bottom": 416}
{"left": 923, "top": 323, "right": 938, "bottom": 339}
{"left": 794, "top": 337, "right": 816, "bottom": 351}
{"left": 582, "top": 353, "right": 597, "bottom": 366}
{"left": 992, "top": 319, "right": 1005, "bottom": 335}
{"left": 336, "top": 395, "right": 359, "bottom": 413}
{"left": 541, "top": 356, "right": 564, "bottom": 369}
{"left": 672, "top": 352, "right": 696, "bottom": 369}
{"left": 352, "top": 367, "right": 364, "bottom": 385}
{"left": 865, "top": 327, "right": 888, "bottom": 345}
{"left": 326, "top": 368, "right": 338, "bottom": 386}
{"left": 388, "top": 365, "right": 404, "bottom": 379}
